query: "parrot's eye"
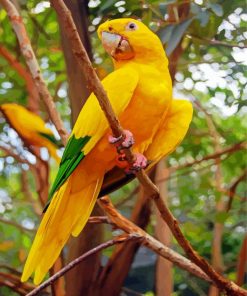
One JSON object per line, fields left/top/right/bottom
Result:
{"left": 126, "top": 22, "right": 138, "bottom": 31}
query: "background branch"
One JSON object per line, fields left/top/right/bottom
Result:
{"left": 26, "top": 235, "right": 138, "bottom": 296}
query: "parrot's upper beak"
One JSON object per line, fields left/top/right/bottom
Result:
{"left": 101, "top": 31, "right": 134, "bottom": 60}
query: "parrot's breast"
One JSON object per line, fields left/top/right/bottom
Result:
{"left": 86, "top": 63, "right": 172, "bottom": 174}
{"left": 118, "top": 64, "right": 172, "bottom": 151}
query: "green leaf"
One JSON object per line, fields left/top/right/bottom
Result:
{"left": 157, "top": 24, "right": 174, "bottom": 44}
{"left": 166, "top": 18, "right": 194, "bottom": 55}
{"left": 197, "top": 11, "right": 209, "bottom": 27}
{"left": 99, "top": 0, "right": 117, "bottom": 13}
{"left": 210, "top": 3, "right": 223, "bottom": 17}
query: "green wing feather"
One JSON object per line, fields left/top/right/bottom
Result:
{"left": 43, "top": 134, "right": 90, "bottom": 212}
{"left": 38, "top": 132, "right": 63, "bottom": 148}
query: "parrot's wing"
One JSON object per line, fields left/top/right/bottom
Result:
{"left": 145, "top": 99, "right": 193, "bottom": 163}
{"left": 45, "top": 67, "right": 139, "bottom": 210}
{"left": 99, "top": 99, "right": 193, "bottom": 196}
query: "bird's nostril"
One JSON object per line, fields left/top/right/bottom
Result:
{"left": 108, "top": 26, "right": 113, "bottom": 31}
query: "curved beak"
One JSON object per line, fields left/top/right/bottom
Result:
{"left": 101, "top": 31, "right": 134, "bottom": 60}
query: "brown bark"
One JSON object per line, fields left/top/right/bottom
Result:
{"left": 155, "top": 161, "right": 173, "bottom": 296}
{"left": 60, "top": 0, "right": 91, "bottom": 123}
{"left": 65, "top": 206, "right": 103, "bottom": 296}
{"left": 50, "top": 257, "right": 65, "bottom": 296}
{"left": 0, "top": 45, "right": 40, "bottom": 113}
{"left": 97, "top": 188, "right": 151, "bottom": 295}
{"left": 236, "top": 236, "right": 247, "bottom": 286}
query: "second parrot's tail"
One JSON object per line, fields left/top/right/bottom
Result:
{"left": 45, "top": 141, "right": 61, "bottom": 164}
{"left": 21, "top": 174, "right": 103, "bottom": 285}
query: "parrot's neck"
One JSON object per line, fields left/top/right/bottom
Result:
{"left": 113, "top": 51, "right": 169, "bottom": 74}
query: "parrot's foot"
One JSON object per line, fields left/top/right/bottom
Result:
{"left": 108, "top": 130, "right": 134, "bottom": 151}
{"left": 125, "top": 153, "right": 148, "bottom": 174}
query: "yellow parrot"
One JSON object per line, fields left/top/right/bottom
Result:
{"left": 21, "top": 18, "right": 193, "bottom": 284}
{"left": 0, "top": 103, "right": 60, "bottom": 163}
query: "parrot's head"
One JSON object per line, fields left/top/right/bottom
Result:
{"left": 97, "top": 18, "right": 167, "bottom": 63}
{"left": 0, "top": 103, "right": 18, "bottom": 115}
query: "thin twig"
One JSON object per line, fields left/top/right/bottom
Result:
{"left": 26, "top": 235, "right": 139, "bottom": 296}
{"left": 227, "top": 170, "right": 247, "bottom": 211}
{"left": 0, "top": 217, "right": 35, "bottom": 233}
{"left": 0, "top": 145, "right": 31, "bottom": 166}
{"left": 49, "top": 1, "right": 247, "bottom": 294}
{"left": 155, "top": 141, "right": 246, "bottom": 184}
{"left": 88, "top": 216, "right": 112, "bottom": 225}
{"left": 0, "top": 0, "right": 68, "bottom": 145}
{"left": 0, "top": 45, "right": 40, "bottom": 112}
{"left": 188, "top": 34, "right": 247, "bottom": 49}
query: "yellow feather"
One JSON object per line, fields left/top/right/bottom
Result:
{"left": 146, "top": 99, "right": 193, "bottom": 163}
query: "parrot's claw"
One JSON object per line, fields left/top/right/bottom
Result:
{"left": 108, "top": 134, "right": 123, "bottom": 144}
{"left": 121, "top": 130, "right": 135, "bottom": 149}
{"left": 125, "top": 153, "right": 148, "bottom": 174}
{"left": 108, "top": 130, "right": 134, "bottom": 151}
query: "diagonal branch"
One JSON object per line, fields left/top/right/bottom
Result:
{"left": 0, "top": 0, "right": 68, "bottom": 145}
{"left": 188, "top": 34, "right": 247, "bottom": 49}
{"left": 48, "top": 1, "right": 247, "bottom": 295}
{"left": 0, "top": 45, "right": 40, "bottom": 113}
{"left": 98, "top": 196, "right": 210, "bottom": 282}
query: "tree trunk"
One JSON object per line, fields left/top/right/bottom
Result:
{"left": 60, "top": 0, "right": 92, "bottom": 123}
{"left": 57, "top": 1, "right": 103, "bottom": 295}
{"left": 155, "top": 160, "right": 173, "bottom": 296}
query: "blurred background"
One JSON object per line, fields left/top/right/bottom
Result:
{"left": 0, "top": 0, "right": 246, "bottom": 295}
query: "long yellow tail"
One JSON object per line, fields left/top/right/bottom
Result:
{"left": 21, "top": 172, "right": 103, "bottom": 285}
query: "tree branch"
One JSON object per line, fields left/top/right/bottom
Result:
{"left": 0, "top": 0, "right": 68, "bottom": 145}
{"left": 227, "top": 170, "right": 247, "bottom": 211}
{"left": 98, "top": 196, "right": 210, "bottom": 282}
{"left": 49, "top": 1, "right": 247, "bottom": 294}
{"left": 188, "top": 34, "right": 247, "bottom": 49}
{"left": 0, "top": 45, "right": 40, "bottom": 113}
{"left": 26, "top": 235, "right": 138, "bottom": 296}
{"left": 0, "top": 271, "right": 35, "bottom": 295}
{"left": 0, "top": 217, "right": 35, "bottom": 233}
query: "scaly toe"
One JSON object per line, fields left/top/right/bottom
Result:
{"left": 121, "top": 130, "right": 134, "bottom": 149}
{"left": 108, "top": 134, "right": 123, "bottom": 144}
{"left": 125, "top": 153, "right": 148, "bottom": 174}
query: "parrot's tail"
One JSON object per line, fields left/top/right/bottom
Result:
{"left": 21, "top": 174, "right": 103, "bottom": 285}
{"left": 46, "top": 141, "right": 61, "bottom": 164}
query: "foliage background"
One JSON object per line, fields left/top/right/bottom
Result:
{"left": 0, "top": 0, "right": 246, "bottom": 295}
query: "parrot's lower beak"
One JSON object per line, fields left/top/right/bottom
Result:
{"left": 101, "top": 31, "right": 134, "bottom": 60}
